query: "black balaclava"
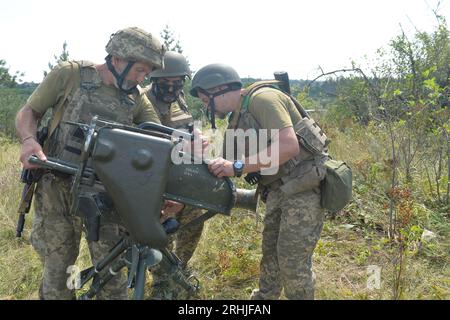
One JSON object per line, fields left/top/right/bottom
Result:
{"left": 152, "top": 78, "right": 185, "bottom": 103}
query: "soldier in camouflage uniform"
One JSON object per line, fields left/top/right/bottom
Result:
{"left": 15, "top": 27, "right": 165, "bottom": 300}
{"left": 144, "top": 51, "right": 205, "bottom": 299}
{"left": 190, "top": 64, "right": 328, "bottom": 300}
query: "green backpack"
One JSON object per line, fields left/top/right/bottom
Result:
{"left": 320, "top": 159, "right": 353, "bottom": 212}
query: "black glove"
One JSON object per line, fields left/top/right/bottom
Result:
{"left": 244, "top": 172, "right": 261, "bottom": 185}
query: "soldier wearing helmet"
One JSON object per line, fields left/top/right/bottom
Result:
{"left": 15, "top": 27, "right": 167, "bottom": 300}
{"left": 190, "top": 64, "right": 327, "bottom": 300}
{"left": 144, "top": 51, "right": 193, "bottom": 129}
{"left": 143, "top": 52, "right": 206, "bottom": 299}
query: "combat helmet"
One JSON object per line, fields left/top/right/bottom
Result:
{"left": 106, "top": 27, "right": 165, "bottom": 69}
{"left": 190, "top": 64, "right": 242, "bottom": 129}
{"left": 190, "top": 63, "right": 242, "bottom": 97}
{"left": 149, "top": 51, "right": 191, "bottom": 79}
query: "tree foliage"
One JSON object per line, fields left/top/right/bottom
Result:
{"left": 43, "top": 41, "right": 70, "bottom": 78}
{"left": 0, "top": 59, "right": 23, "bottom": 88}
{"left": 160, "top": 25, "right": 184, "bottom": 54}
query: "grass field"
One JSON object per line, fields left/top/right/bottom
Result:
{"left": 0, "top": 130, "right": 449, "bottom": 300}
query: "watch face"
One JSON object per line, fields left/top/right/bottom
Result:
{"left": 234, "top": 161, "right": 244, "bottom": 170}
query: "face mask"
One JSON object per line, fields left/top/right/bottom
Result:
{"left": 153, "top": 79, "right": 184, "bottom": 103}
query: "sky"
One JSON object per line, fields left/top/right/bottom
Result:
{"left": 1, "top": 0, "right": 448, "bottom": 83}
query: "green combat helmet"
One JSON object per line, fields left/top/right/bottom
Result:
{"left": 106, "top": 27, "right": 166, "bottom": 69}
{"left": 149, "top": 51, "right": 191, "bottom": 79}
{"left": 149, "top": 52, "right": 191, "bottom": 104}
{"left": 189, "top": 63, "right": 241, "bottom": 97}
{"left": 189, "top": 63, "right": 242, "bottom": 129}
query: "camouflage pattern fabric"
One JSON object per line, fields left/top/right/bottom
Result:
{"left": 29, "top": 61, "right": 156, "bottom": 300}
{"left": 145, "top": 85, "right": 203, "bottom": 299}
{"left": 149, "top": 207, "right": 204, "bottom": 300}
{"left": 145, "top": 85, "right": 192, "bottom": 130}
{"left": 105, "top": 27, "right": 165, "bottom": 69}
{"left": 227, "top": 86, "right": 326, "bottom": 299}
{"left": 48, "top": 61, "right": 136, "bottom": 163}
{"left": 31, "top": 173, "right": 128, "bottom": 300}
{"left": 250, "top": 188, "right": 324, "bottom": 300}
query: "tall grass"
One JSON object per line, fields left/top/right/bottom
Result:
{"left": 0, "top": 121, "right": 448, "bottom": 299}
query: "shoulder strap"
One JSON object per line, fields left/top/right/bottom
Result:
{"left": 78, "top": 60, "right": 101, "bottom": 91}
{"left": 228, "top": 81, "right": 277, "bottom": 129}
{"left": 241, "top": 80, "right": 311, "bottom": 120}
{"left": 241, "top": 80, "right": 279, "bottom": 110}
{"left": 43, "top": 61, "right": 79, "bottom": 152}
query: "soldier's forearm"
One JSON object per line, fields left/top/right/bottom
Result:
{"left": 15, "top": 105, "right": 42, "bottom": 142}
{"left": 243, "top": 127, "right": 299, "bottom": 174}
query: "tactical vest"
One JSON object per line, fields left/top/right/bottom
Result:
{"left": 145, "top": 84, "right": 193, "bottom": 130}
{"left": 227, "top": 81, "right": 329, "bottom": 190}
{"left": 47, "top": 60, "right": 138, "bottom": 164}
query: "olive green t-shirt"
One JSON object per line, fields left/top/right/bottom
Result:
{"left": 223, "top": 87, "right": 301, "bottom": 160}
{"left": 247, "top": 87, "right": 301, "bottom": 130}
{"left": 27, "top": 61, "right": 160, "bottom": 124}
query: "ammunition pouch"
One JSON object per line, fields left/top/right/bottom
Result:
{"left": 49, "top": 125, "right": 86, "bottom": 163}
{"left": 64, "top": 126, "right": 85, "bottom": 156}
{"left": 320, "top": 159, "right": 353, "bottom": 212}
{"left": 263, "top": 117, "right": 329, "bottom": 195}
{"left": 294, "top": 117, "right": 328, "bottom": 155}
{"left": 278, "top": 154, "right": 328, "bottom": 196}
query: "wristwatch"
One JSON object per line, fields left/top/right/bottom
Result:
{"left": 233, "top": 160, "right": 244, "bottom": 177}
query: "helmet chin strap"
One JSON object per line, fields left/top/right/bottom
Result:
{"left": 198, "top": 86, "right": 236, "bottom": 130}
{"left": 106, "top": 55, "right": 136, "bottom": 95}
{"left": 207, "top": 99, "right": 217, "bottom": 130}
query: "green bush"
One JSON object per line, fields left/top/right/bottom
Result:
{"left": 0, "top": 88, "right": 33, "bottom": 139}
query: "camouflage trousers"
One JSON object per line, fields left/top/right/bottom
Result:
{"left": 150, "top": 206, "right": 204, "bottom": 299}
{"left": 250, "top": 188, "right": 324, "bottom": 300}
{"left": 30, "top": 173, "right": 128, "bottom": 300}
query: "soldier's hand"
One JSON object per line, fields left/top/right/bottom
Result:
{"left": 20, "top": 138, "right": 47, "bottom": 169}
{"left": 183, "top": 128, "right": 209, "bottom": 160}
{"left": 207, "top": 157, "right": 234, "bottom": 178}
{"left": 160, "top": 200, "right": 185, "bottom": 223}
{"left": 193, "top": 128, "right": 209, "bottom": 152}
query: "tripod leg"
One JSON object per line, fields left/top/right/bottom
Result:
{"left": 132, "top": 257, "right": 147, "bottom": 300}
{"left": 79, "top": 257, "right": 128, "bottom": 300}
{"left": 159, "top": 248, "right": 200, "bottom": 296}
{"left": 79, "top": 237, "right": 129, "bottom": 289}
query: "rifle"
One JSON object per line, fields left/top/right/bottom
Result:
{"left": 16, "top": 126, "right": 48, "bottom": 237}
